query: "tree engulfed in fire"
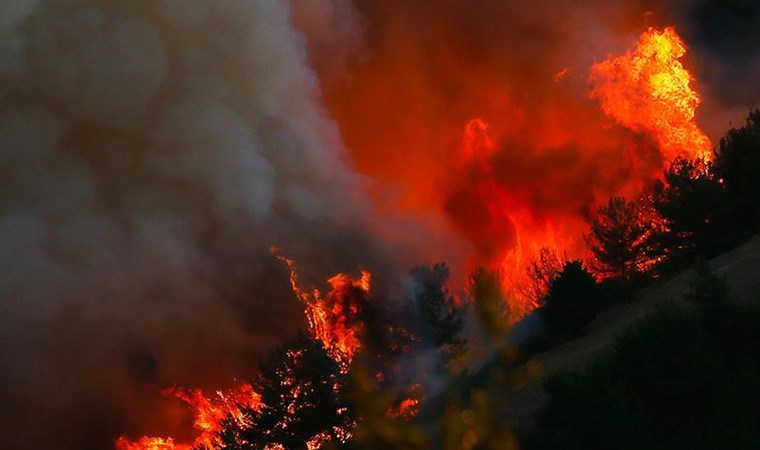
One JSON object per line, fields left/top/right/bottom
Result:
{"left": 590, "top": 27, "right": 711, "bottom": 162}
{"left": 116, "top": 384, "right": 261, "bottom": 450}
{"left": 117, "top": 253, "right": 369, "bottom": 449}
{"left": 274, "top": 249, "right": 371, "bottom": 366}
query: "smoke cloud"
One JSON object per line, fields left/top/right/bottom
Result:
{"left": 0, "top": 0, "right": 381, "bottom": 448}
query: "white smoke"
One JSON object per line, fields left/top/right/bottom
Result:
{"left": 0, "top": 0, "right": 372, "bottom": 447}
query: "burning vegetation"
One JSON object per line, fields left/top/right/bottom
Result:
{"left": 4, "top": 0, "right": 760, "bottom": 448}
{"left": 274, "top": 249, "right": 371, "bottom": 366}
{"left": 114, "top": 22, "right": 729, "bottom": 449}
{"left": 116, "top": 385, "right": 261, "bottom": 450}
{"left": 443, "top": 26, "right": 712, "bottom": 314}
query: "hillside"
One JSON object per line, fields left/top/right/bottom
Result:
{"left": 494, "top": 234, "right": 760, "bottom": 427}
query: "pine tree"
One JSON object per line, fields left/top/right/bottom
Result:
{"left": 220, "top": 333, "right": 352, "bottom": 450}
{"left": 585, "top": 197, "right": 661, "bottom": 281}
{"left": 652, "top": 157, "right": 733, "bottom": 261}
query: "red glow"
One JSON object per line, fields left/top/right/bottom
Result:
{"left": 115, "top": 384, "right": 261, "bottom": 450}
{"left": 274, "top": 249, "right": 370, "bottom": 366}
{"left": 324, "top": 23, "right": 710, "bottom": 316}
{"left": 118, "top": 18, "right": 715, "bottom": 448}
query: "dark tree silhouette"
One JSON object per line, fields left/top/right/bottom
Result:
{"left": 525, "top": 298, "right": 760, "bottom": 450}
{"left": 407, "top": 264, "right": 466, "bottom": 355}
{"left": 712, "top": 108, "right": 760, "bottom": 230}
{"left": 539, "top": 261, "right": 602, "bottom": 337}
{"left": 585, "top": 196, "right": 661, "bottom": 281}
{"left": 219, "top": 333, "right": 352, "bottom": 450}
{"left": 653, "top": 157, "right": 734, "bottom": 261}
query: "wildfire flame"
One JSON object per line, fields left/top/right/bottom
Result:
{"left": 590, "top": 27, "right": 711, "bottom": 161}
{"left": 116, "top": 252, "right": 368, "bottom": 450}
{"left": 450, "top": 26, "right": 711, "bottom": 316}
{"left": 115, "top": 437, "right": 189, "bottom": 450}
{"left": 117, "top": 23, "right": 714, "bottom": 450}
{"left": 116, "top": 384, "right": 261, "bottom": 450}
{"left": 273, "top": 248, "right": 371, "bottom": 366}
{"left": 455, "top": 118, "right": 579, "bottom": 316}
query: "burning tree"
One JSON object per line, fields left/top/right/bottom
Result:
{"left": 585, "top": 197, "right": 663, "bottom": 281}
{"left": 219, "top": 333, "right": 353, "bottom": 450}
{"left": 213, "top": 262, "right": 467, "bottom": 450}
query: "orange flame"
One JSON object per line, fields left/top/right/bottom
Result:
{"left": 115, "top": 437, "right": 190, "bottom": 450}
{"left": 387, "top": 398, "right": 421, "bottom": 419}
{"left": 274, "top": 249, "right": 370, "bottom": 366}
{"left": 117, "top": 255, "right": 368, "bottom": 450}
{"left": 590, "top": 27, "right": 711, "bottom": 161}
{"left": 116, "top": 384, "right": 261, "bottom": 450}
{"left": 451, "top": 26, "right": 712, "bottom": 316}
{"left": 386, "top": 384, "right": 423, "bottom": 419}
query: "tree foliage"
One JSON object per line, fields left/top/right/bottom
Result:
{"left": 469, "top": 266, "right": 510, "bottom": 337}
{"left": 653, "top": 157, "right": 734, "bottom": 262}
{"left": 219, "top": 333, "right": 352, "bottom": 450}
{"left": 525, "top": 283, "right": 760, "bottom": 450}
{"left": 538, "top": 261, "right": 602, "bottom": 338}
{"left": 407, "top": 264, "right": 466, "bottom": 356}
{"left": 524, "top": 247, "right": 564, "bottom": 309}
{"left": 586, "top": 196, "right": 662, "bottom": 281}
{"left": 712, "top": 108, "right": 760, "bottom": 229}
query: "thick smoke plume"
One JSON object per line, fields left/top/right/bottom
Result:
{"left": 0, "top": 1, "right": 381, "bottom": 448}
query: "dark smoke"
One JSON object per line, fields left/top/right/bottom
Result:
{"left": 0, "top": 1, "right": 382, "bottom": 448}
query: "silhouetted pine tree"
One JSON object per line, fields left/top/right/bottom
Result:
{"left": 712, "top": 108, "right": 760, "bottom": 231}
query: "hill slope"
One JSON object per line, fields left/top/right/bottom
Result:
{"left": 495, "top": 234, "right": 760, "bottom": 426}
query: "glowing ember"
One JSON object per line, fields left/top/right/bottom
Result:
{"left": 274, "top": 249, "right": 370, "bottom": 366}
{"left": 387, "top": 398, "right": 421, "bottom": 420}
{"left": 115, "top": 384, "right": 261, "bottom": 450}
{"left": 386, "top": 384, "right": 423, "bottom": 419}
{"left": 590, "top": 27, "right": 711, "bottom": 161}
{"left": 115, "top": 437, "right": 189, "bottom": 450}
